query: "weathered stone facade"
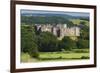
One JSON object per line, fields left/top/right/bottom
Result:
{"left": 34, "top": 24, "right": 80, "bottom": 39}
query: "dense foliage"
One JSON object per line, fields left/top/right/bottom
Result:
{"left": 37, "top": 32, "right": 58, "bottom": 52}
{"left": 21, "top": 22, "right": 89, "bottom": 58}
{"left": 58, "top": 36, "right": 77, "bottom": 51}
{"left": 21, "top": 16, "right": 74, "bottom": 27}
{"left": 77, "top": 21, "right": 89, "bottom": 49}
{"left": 21, "top": 25, "right": 39, "bottom": 58}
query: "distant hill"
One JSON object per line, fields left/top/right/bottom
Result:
{"left": 21, "top": 13, "right": 89, "bottom": 27}
{"left": 21, "top": 13, "right": 89, "bottom": 20}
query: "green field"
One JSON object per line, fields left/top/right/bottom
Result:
{"left": 21, "top": 49, "right": 89, "bottom": 62}
{"left": 69, "top": 19, "right": 89, "bottom": 26}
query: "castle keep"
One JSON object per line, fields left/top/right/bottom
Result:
{"left": 34, "top": 24, "right": 80, "bottom": 40}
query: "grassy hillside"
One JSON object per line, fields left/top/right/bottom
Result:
{"left": 69, "top": 19, "right": 89, "bottom": 26}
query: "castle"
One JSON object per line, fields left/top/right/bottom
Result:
{"left": 34, "top": 24, "right": 80, "bottom": 40}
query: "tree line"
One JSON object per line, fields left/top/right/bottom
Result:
{"left": 21, "top": 16, "right": 74, "bottom": 27}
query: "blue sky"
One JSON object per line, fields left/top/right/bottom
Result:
{"left": 21, "top": 9, "right": 89, "bottom": 17}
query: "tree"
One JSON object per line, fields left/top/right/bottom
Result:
{"left": 77, "top": 39, "right": 89, "bottom": 49}
{"left": 37, "top": 32, "right": 58, "bottom": 52}
{"left": 21, "top": 16, "right": 74, "bottom": 26}
{"left": 59, "top": 36, "right": 76, "bottom": 50}
{"left": 21, "top": 25, "right": 39, "bottom": 58}
{"left": 77, "top": 21, "right": 89, "bottom": 49}
{"left": 80, "top": 21, "right": 86, "bottom": 25}
{"left": 79, "top": 24, "right": 89, "bottom": 40}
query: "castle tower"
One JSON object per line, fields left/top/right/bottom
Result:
{"left": 52, "top": 27, "right": 57, "bottom": 36}
{"left": 63, "top": 24, "right": 67, "bottom": 28}
{"left": 75, "top": 27, "right": 80, "bottom": 36}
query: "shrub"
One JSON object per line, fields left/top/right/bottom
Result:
{"left": 77, "top": 39, "right": 89, "bottom": 49}
{"left": 59, "top": 36, "right": 76, "bottom": 50}
{"left": 58, "top": 56, "right": 62, "bottom": 59}
{"left": 81, "top": 56, "right": 89, "bottom": 59}
{"left": 31, "top": 52, "right": 39, "bottom": 58}
{"left": 29, "top": 47, "right": 39, "bottom": 58}
{"left": 21, "top": 52, "right": 31, "bottom": 62}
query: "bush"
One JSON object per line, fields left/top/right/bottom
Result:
{"left": 31, "top": 52, "right": 39, "bottom": 58}
{"left": 28, "top": 46, "right": 39, "bottom": 58}
{"left": 73, "top": 49, "right": 89, "bottom": 53}
{"left": 58, "top": 56, "right": 62, "bottom": 59}
{"left": 77, "top": 39, "right": 89, "bottom": 49}
{"left": 81, "top": 56, "right": 89, "bottom": 59}
{"left": 21, "top": 52, "right": 31, "bottom": 62}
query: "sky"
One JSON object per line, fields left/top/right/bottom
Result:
{"left": 21, "top": 9, "right": 90, "bottom": 17}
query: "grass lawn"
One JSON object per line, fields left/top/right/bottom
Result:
{"left": 21, "top": 49, "right": 89, "bottom": 62}
{"left": 21, "top": 53, "right": 36, "bottom": 62}
{"left": 38, "top": 52, "right": 89, "bottom": 61}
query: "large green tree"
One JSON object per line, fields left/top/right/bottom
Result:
{"left": 37, "top": 32, "right": 58, "bottom": 52}
{"left": 58, "top": 36, "right": 76, "bottom": 50}
{"left": 77, "top": 22, "right": 89, "bottom": 49}
{"left": 79, "top": 21, "right": 89, "bottom": 40}
{"left": 21, "top": 25, "right": 39, "bottom": 58}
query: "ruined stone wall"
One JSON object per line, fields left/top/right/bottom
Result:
{"left": 34, "top": 24, "right": 80, "bottom": 39}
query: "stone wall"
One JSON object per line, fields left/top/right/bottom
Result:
{"left": 34, "top": 24, "right": 80, "bottom": 39}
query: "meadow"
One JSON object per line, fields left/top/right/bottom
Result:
{"left": 21, "top": 49, "right": 89, "bottom": 62}
{"left": 69, "top": 19, "right": 89, "bottom": 26}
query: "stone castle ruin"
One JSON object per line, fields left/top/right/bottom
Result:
{"left": 34, "top": 24, "right": 80, "bottom": 40}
